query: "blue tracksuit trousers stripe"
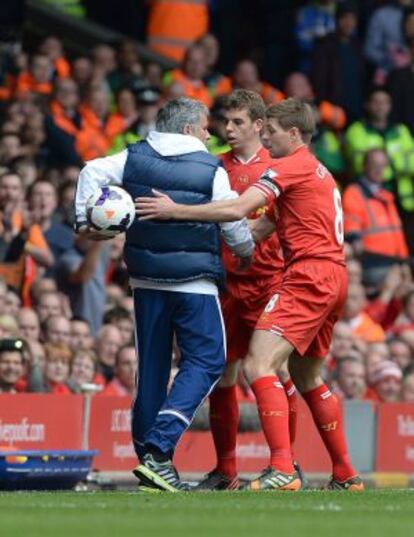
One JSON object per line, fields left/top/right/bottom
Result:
{"left": 131, "top": 288, "right": 226, "bottom": 458}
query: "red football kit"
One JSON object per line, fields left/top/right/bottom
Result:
{"left": 252, "top": 145, "right": 348, "bottom": 358}
{"left": 220, "top": 147, "right": 284, "bottom": 362}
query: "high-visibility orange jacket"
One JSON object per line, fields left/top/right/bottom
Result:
{"left": 15, "top": 72, "right": 53, "bottom": 97}
{"left": 78, "top": 105, "right": 128, "bottom": 160}
{"left": 349, "top": 311, "right": 386, "bottom": 343}
{"left": 148, "top": 0, "right": 209, "bottom": 62}
{"left": 260, "top": 82, "right": 285, "bottom": 105}
{"left": 167, "top": 68, "right": 212, "bottom": 107}
{"left": 54, "top": 56, "right": 71, "bottom": 79}
{"left": 343, "top": 180, "right": 409, "bottom": 259}
{"left": 319, "top": 100, "right": 346, "bottom": 131}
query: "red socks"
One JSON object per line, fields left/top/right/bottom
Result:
{"left": 282, "top": 378, "right": 298, "bottom": 450}
{"left": 209, "top": 385, "right": 239, "bottom": 478}
{"left": 251, "top": 375, "right": 294, "bottom": 473}
{"left": 303, "top": 384, "right": 357, "bottom": 482}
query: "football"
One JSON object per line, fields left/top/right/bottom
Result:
{"left": 86, "top": 185, "right": 135, "bottom": 236}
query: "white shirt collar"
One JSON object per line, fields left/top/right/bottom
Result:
{"left": 146, "top": 131, "right": 207, "bottom": 157}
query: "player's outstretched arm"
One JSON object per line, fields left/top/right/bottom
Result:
{"left": 135, "top": 187, "right": 266, "bottom": 222}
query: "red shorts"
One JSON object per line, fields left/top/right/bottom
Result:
{"left": 221, "top": 277, "right": 281, "bottom": 362}
{"left": 255, "top": 259, "right": 348, "bottom": 358}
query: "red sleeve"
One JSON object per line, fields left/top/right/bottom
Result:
{"left": 252, "top": 168, "right": 282, "bottom": 202}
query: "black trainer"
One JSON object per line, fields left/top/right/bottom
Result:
{"left": 293, "top": 460, "right": 309, "bottom": 489}
{"left": 195, "top": 470, "right": 240, "bottom": 491}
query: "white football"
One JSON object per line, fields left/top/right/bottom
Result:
{"left": 86, "top": 185, "right": 135, "bottom": 237}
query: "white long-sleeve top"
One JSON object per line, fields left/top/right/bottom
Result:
{"left": 75, "top": 131, "right": 254, "bottom": 295}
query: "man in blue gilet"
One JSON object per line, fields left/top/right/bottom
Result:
{"left": 75, "top": 97, "right": 254, "bottom": 492}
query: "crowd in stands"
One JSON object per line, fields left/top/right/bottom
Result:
{"left": 0, "top": 0, "right": 414, "bottom": 405}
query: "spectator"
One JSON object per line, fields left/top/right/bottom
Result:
{"left": 342, "top": 148, "right": 409, "bottom": 287}
{"left": 0, "top": 171, "right": 54, "bottom": 279}
{"left": 43, "top": 315, "right": 71, "bottom": 346}
{"left": 232, "top": 59, "right": 284, "bottom": 106}
{"left": 295, "top": 0, "right": 336, "bottom": 73}
{"left": 402, "top": 371, "right": 414, "bottom": 401}
{"left": 95, "top": 324, "right": 123, "bottom": 382}
{"left": 346, "top": 258, "right": 363, "bottom": 285}
{"left": 79, "top": 87, "right": 126, "bottom": 160}
{"left": 335, "top": 357, "right": 367, "bottom": 400}
{"left": 66, "top": 349, "right": 98, "bottom": 393}
{"left": 35, "top": 290, "right": 63, "bottom": 322}
{"left": 367, "top": 359, "right": 403, "bottom": 401}
{"left": 284, "top": 71, "right": 346, "bottom": 130}
{"left": 0, "top": 278, "right": 7, "bottom": 314}
{"left": 4, "top": 287, "right": 21, "bottom": 317}
{"left": 364, "top": 0, "right": 414, "bottom": 82}
{"left": 388, "top": 36, "right": 414, "bottom": 133}
{"left": 38, "top": 36, "right": 71, "bottom": 80}
{"left": 107, "top": 39, "right": 145, "bottom": 94}
{"left": 28, "top": 179, "right": 74, "bottom": 266}
{"left": 329, "top": 320, "right": 356, "bottom": 363}
{"left": 56, "top": 235, "right": 110, "bottom": 336}
{"left": 364, "top": 264, "right": 410, "bottom": 329}
{"left": 17, "top": 308, "right": 40, "bottom": 342}
{"left": 163, "top": 45, "right": 212, "bottom": 107}
{"left": 91, "top": 44, "right": 116, "bottom": 79}
{"left": 57, "top": 180, "right": 76, "bottom": 227}
{"left": 103, "top": 344, "right": 137, "bottom": 396}
{"left": 0, "top": 338, "right": 25, "bottom": 394}
{"left": 389, "top": 336, "right": 413, "bottom": 370}
{"left": 44, "top": 78, "right": 84, "bottom": 167}
{"left": 0, "top": 313, "right": 20, "bottom": 338}
{"left": 29, "top": 342, "right": 72, "bottom": 394}
{"left": 71, "top": 56, "right": 93, "bottom": 99}
{"left": 343, "top": 283, "right": 386, "bottom": 343}
{"left": 206, "top": 95, "right": 231, "bottom": 156}
{"left": 70, "top": 318, "right": 93, "bottom": 351}
{"left": 108, "top": 87, "right": 161, "bottom": 154}
{"left": 103, "top": 306, "right": 134, "bottom": 345}
{"left": 391, "top": 289, "right": 414, "bottom": 333}
{"left": 15, "top": 53, "right": 54, "bottom": 99}
{"left": 105, "top": 283, "right": 125, "bottom": 309}
{"left": 197, "top": 33, "right": 232, "bottom": 99}
{"left": 344, "top": 88, "right": 414, "bottom": 224}
{"left": 311, "top": 1, "right": 365, "bottom": 123}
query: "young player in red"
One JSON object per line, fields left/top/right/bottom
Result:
{"left": 136, "top": 98, "right": 363, "bottom": 492}
{"left": 196, "top": 90, "right": 299, "bottom": 491}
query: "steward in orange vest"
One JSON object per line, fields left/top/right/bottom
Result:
{"left": 79, "top": 89, "right": 128, "bottom": 160}
{"left": 15, "top": 54, "right": 54, "bottom": 99}
{"left": 163, "top": 44, "right": 212, "bottom": 107}
{"left": 232, "top": 59, "right": 284, "bottom": 106}
{"left": 147, "top": 0, "right": 209, "bottom": 62}
{"left": 343, "top": 149, "right": 409, "bottom": 260}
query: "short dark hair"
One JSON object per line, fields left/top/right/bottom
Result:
{"left": 103, "top": 306, "right": 131, "bottom": 325}
{"left": 224, "top": 89, "right": 266, "bottom": 121}
{"left": 266, "top": 98, "right": 315, "bottom": 143}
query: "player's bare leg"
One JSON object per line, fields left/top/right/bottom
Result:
{"left": 241, "top": 330, "right": 302, "bottom": 491}
{"left": 289, "top": 354, "right": 364, "bottom": 491}
{"left": 197, "top": 361, "right": 241, "bottom": 490}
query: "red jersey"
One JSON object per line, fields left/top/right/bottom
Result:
{"left": 221, "top": 147, "right": 284, "bottom": 291}
{"left": 253, "top": 145, "right": 345, "bottom": 267}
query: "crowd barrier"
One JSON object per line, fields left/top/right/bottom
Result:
{"left": 1, "top": 395, "right": 413, "bottom": 474}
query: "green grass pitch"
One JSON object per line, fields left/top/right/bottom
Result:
{"left": 1, "top": 490, "right": 414, "bottom": 537}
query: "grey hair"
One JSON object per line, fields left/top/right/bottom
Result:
{"left": 155, "top": 97, "right": 209, "bottom": 134}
